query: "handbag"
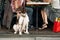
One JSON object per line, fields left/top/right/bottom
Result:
{"left": 53, "top": 17, "right": 60, "bottom": 32}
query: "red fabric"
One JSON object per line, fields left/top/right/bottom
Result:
{"left": 53, "top": 21, "right": 60, "bottom": 32}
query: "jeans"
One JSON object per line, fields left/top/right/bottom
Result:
{"left": 25, "top": 7, "right": 33, "bottom": 26}
{"left": 2, "top": 0, "right": 13, "bottom": 29}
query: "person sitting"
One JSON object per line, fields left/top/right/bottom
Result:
{"left": 25, "top": 0, "right": 33, "bottom": 29}
{"left": 40, "top": 0, "right": 60, "bottom": 30}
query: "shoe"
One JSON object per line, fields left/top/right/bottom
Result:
{"left": 39, "top": 28, "right": 42, "bottom": 30}
{"left": 41, "top": 24, "right": 47, "bottom": 30}
{"left": 28, "top": 25, "right": 34, "bottom": 30}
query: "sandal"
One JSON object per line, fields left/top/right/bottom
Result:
{"left": 41, "top": 24, "right": 47, "bottom": 29}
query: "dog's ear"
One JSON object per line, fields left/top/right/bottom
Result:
{"left": 22, "top": 9, "right": 26, "bottom": 13}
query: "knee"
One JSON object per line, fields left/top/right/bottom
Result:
{"left": 26, "top": 7, "right": 33, "bottom": 14}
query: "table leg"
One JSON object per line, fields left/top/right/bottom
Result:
{"left": 36, "top": 7, "right": 38, "bottom": 30}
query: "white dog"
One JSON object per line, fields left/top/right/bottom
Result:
{"left": 13, "top": 12, "right": 29, "bottom": 35}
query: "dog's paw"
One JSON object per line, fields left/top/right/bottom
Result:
{"left": 24, "top": 32, "right": 29, "bottom": 34}
{"left": 14, "top": 32, "right": 17, "bottom": 34}
{"left": 19, "top": 32, "right": 22, "bottom": 35}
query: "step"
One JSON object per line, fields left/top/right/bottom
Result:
{"left": 0, "top": 37, "right": 60, "bottom": 40}
{"left": 0, "top": 29, "right": 60, "bottom": 40}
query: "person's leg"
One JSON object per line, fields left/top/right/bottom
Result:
{"left": 40, "top": 6, "right": 49, "bottom": 29}
{"left": 41, "top": 9, "right": 48, "bottom": 29}
{"left": 25, "top": 7, "right": 33, "bottom": 28}
{"left": 2, "top": 12, "right": 7, "bottom": 27}
{"left": 4, "top": 0, "right": 13, "bottom": 29}
{"left": 6, "top": 12, "right": 13, "bottom": 29}
{"left": 41, "top": 6, "right": 53, "bottom": 29}
{"left": 41, "top": 9, "right": 48, "bottom": 24}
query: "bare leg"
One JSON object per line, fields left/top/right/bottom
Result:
{"left": 41, "top": 10, "right": 48, "bottom": 29}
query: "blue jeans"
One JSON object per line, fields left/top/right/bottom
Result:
{"left": 25, "top": 7, "right": 33, "bottom": 25}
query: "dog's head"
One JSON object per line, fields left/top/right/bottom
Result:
{"left": 17, "top": 8, "right": 27, "bottom": 17}
{"left": 16, "top": 7, "right": 27, "bottom": 17}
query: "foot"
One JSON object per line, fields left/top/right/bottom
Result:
{"left": 41, "top": 24, "right": 47, "bottom": 29}
{"left": 28, "top": 25, "right": 34, "bottom": 30}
